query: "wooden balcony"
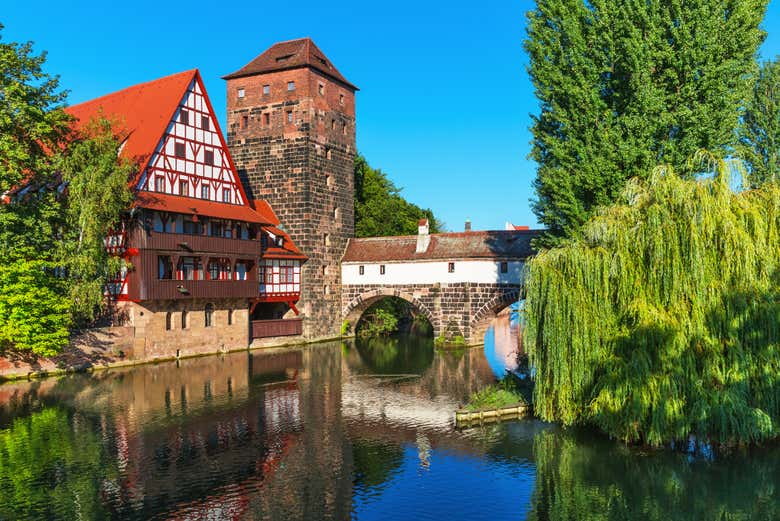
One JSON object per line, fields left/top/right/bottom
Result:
{"left": 139, "top": 279, "right": 259, "bottom": 300}
{"left": 131, "top": 229, "right": 261, "bottom": 256}
{"left": 251, "top": 318, "right": 303, "bottom": 339}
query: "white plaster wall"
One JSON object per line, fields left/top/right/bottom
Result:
{"left": 342, "top": 260, "right": 525, "bottom": 285}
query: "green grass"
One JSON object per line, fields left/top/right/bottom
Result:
{"left": 466, "top": 379, "right": 527, "bottom": 411}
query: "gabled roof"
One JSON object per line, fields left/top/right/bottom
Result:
{"left": 342, "top": 230, "right": 541, "bottom": 263}
{"left": 222, "top": 38, "right": 358, "bottom": 91}
{"left": 66, "top": 70, "right": 197, "bottom": 186}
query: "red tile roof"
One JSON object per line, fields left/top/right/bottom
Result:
{"left": 342, "top": 230, "right": 541, "bottom": 263}
{"left": 66, "top": 70, "right": 197, "bottom": 187}
{"left": 222, "top": 38, "right": 357, "bottom": 90}
{"left": 134, "top": 192, "right": 274, "bottom": 224}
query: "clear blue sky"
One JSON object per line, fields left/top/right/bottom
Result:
{"left": 3, "top": 1, "right": 779, "bottom": 231}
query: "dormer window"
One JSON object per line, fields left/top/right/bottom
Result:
{"left": 277, "top": 54, "right": 293, "bottom": 63}
{"left": 276, "top": 236, "right": 284, "bottom": 247}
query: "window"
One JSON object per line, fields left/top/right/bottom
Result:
{"left": 201, "top": 185, "right": 210, "bottom": 200}
{"left": 222, "top": 188, "right": 231, "bottom": 203}
{"left": 339, "top": 93, "right": 345, "bottom": 105}
{"left": 380, "top": 265, "right": 386, "bottom": 275}
{"left": 326, "top": 148, "right": 333, "bottom": 160}
{"left": 326, "top": 174, "right": 333, "bottom": 188}
{"left": 500, "top": 262, "right": 508, "bottom": 274}
{"left": 205, "top": 303, "right": 214, "bottom": 327}
{"left": 286, "top": 110, "right": 293, "bottom": 123}
{"left": 228, "top": 309, "right": 234, "bottom": 325}
{"left": 342, "top": 122, "right": 347, "bottom": 135}
{"left": 208, "top": 260, "right": 220, "bottom": 280}
{"left": 359, "top": 265, "right": 365, "bottom": 275}
{"left": 179, "top": 110, "right": 189, "bottom": 125}
{"left": 276, "top": 236, "right": 284, "bottom": 247}
{"left": 179, "top": 257, "right": 196, "bottom": 280}
{"left": 165, "top": 312, "right": 173, "bottom": 331}
{"left": 181, "top": 310, "right": 188, "bottom": 329}
{"left": 235, "top": 262, "right": 247, "bottom": 280}
{"left": 287, "top": 81, "right": 295, "bottom": 91}
{"left": 448, "top": 262, "right": 455, "bottom": 273}
{"left": 183, "top": 219, "right": 201, "bottom": 235}
{"left": 262, "top": 84, "right": 270, "bottom": 95}
{"left": 241, "top": 115, "right": 248, "bottom": 129}
{"left": 263, "top": 113, "right": 270, "bottom": 126}
{"left": 174, "top": 142, "right": 186, "bottom": 158}
{"left": 210, "top": 220, "right": 224, "bottom": 237}
{"left": 155, "top": 175, "right": 165, "bottom": 192}
{"left": 318, "top": 83, "right": 324, "bottom": 96}
{"left": 158, "top": 256, "right": 173, "bottom": 279}
{"left": 331, "top": 119, "right": 336, "bottom": 130}
{"left": 324, "top": 233, "right": 330, "bottom": 246}
{"left": 204, "top": 150, "right": 214, "bottom": 166}
{"left": 179, "top": 180, "right": 189, "bottom": 197}
{"left": 237, "top": 88, "right": 245, "bottom": 98}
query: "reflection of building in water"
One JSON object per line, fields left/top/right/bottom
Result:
{"left": 484, "top": 311, "right": 520, "bottom": 379}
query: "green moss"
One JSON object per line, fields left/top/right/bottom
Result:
{"left": 466, "top": 379, "right": 527, "bottom": 411}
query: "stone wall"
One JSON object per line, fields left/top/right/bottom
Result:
{"left": 118, "top": 299, "right": 250, "bottom": 360}
{"left": 341, "top": 283, "right": 520, "bottom": 344}
{"left": 226, "top": 67, "right": 356, "bottom": 340}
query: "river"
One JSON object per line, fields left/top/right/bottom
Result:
{"left": 0, "top": 326, "right": 778, "bottom": 520}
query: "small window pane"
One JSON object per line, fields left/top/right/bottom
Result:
{"left": 287, "top": 81, "right": 295, "bottom": 91}
{"left": 204, "top": 150, "right": 214, "bottom": 166}
{"left": 201, "top": 115, "right": 209, "bottom": 130}
{"left": 174, "top": 142, "right": 186, "bottom": 158}
{"left": 237, "top": 88, "right": 245, "bottom": 98}
{"left": 179, "top": 110, "right": 189, "bottom": 125}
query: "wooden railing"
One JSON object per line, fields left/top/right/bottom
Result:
{"left": 131, "top": 229, "right": 261, "bottom": 256}
{"left": 251, "top": 318, "right": 303, "bottom": 339}
{"left": 141, "top": 279, "right": 259, "bottom": 300}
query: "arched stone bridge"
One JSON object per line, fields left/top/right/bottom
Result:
{"left": 340, "top": 225, "right": 539, "bottom": 345}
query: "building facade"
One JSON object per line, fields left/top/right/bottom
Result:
{"left": 66, "top": 70, "right": 306, "bottom": 359}
{"left": 224, "top": 38, "right": 357, "bottom": 340}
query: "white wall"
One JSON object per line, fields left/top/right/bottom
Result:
{"left": 342, "top": 260, "right": 525, "bottom": 285}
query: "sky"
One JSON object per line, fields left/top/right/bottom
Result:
{"left": 3, "top": 1, "right": 779, "bottom": 232}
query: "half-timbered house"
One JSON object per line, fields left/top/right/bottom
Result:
{"left": 67, "top": 70, "right": 306, "bottom": 358}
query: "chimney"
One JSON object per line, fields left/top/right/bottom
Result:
{"left": 465, "top": 219, "right": 472, "bottom": 232}
{"left": 416, "top": 219, "right": 430, "bottom": 253}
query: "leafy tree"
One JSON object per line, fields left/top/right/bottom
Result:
{"left": 354, "top": 155, "right": 442, "bottom": 237}
{"left": 0, "top": 27, "right": 134, "bottom": 354}
{"left": 526, "top": 0, "right": 768, "bottom": 243}
{"left": 738, "top": 56, "right": 780, "bottom": 188}
{"left": 57, "top": 117, "right": 134, "bottom": 326}
{"left": 525, "top": 155, "right": 780, "bottom": 445}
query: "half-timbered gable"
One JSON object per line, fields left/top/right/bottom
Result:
{"left": 140, "top": 77, "right": 246, "bottom": 207}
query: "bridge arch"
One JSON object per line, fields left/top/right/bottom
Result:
{"left": 342, "top": 288, "right": 439, "bottom": 336}
{"left": 470, "top": 288, "right": 522, "bottom": 344}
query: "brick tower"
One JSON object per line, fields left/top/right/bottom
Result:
{"left": 224, "top": 38, "right": 357, "bottom": 339}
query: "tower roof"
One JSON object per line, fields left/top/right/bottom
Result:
{"left": 222, "top": 38, "right": 358, "bottom": 91}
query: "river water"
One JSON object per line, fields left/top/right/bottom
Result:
{"left": 0, "top": 328, "right": 778, "bottom": 520}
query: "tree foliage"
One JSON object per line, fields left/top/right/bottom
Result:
{"left": 738, "top": 56, "right": 780, "bottom": 188}
{"left": 526, "top": 0, "right": 768, "bottom": 243}
{"left": 354, "top": 154, "right": 442, "bottom": 237}
{"left": 525, "top": 155, "right": 780, "bottom": 446}
{"left": 0, "top": 27, "right": 134, "bottom": 355}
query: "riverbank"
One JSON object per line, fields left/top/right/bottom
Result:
{"left": 0, "top": 329, "right": 348, "bottom": 382}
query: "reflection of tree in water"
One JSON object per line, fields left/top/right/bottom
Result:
{"left": 352, "top": 438, "right": 404, "bottom": 490}
{"left": 0, "top": 406, "right": 118, "bottom": 520}
{"left": 353, "top": 335, "right": 435, "bottom": 375}
{"left": 528, "top": 428, "right": 780, "bottom": 521}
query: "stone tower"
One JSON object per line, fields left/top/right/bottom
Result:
{"left": 223, "top": 38, "right": 357, "bottom": 339}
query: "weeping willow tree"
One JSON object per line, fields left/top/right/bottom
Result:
{"left": 524, "top": 154, "right": 780, "bottom": 446}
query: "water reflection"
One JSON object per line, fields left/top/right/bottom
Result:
{"left": 483, "top": 303, "right": 522, "bottom": 379}
{"left": 0, "top": 336, "right": 778, "bottom": 520}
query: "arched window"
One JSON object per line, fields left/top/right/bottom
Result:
{"left": 205, "top": 303, "right": 214, "bottom": 328}
{"left": 165, "top": 312, "right": 173, "bottom": 331}
{"left": 181, "top": 310, "right": 188, "bottom": 329}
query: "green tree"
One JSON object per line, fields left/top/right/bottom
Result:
{"left": 57, "top": 117, "right": 135, "bottom": 326}
{"left": 738, "top": 57, "right": 780, "bottom": 188}
{"left": 354, "top": 155, "right": 442, "bottom": 237}
{"left": 526, "top": 0, "right": 768, "bottom": 243}
{"left": 525, "top": 155, "right": 780, "bottom": 445}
